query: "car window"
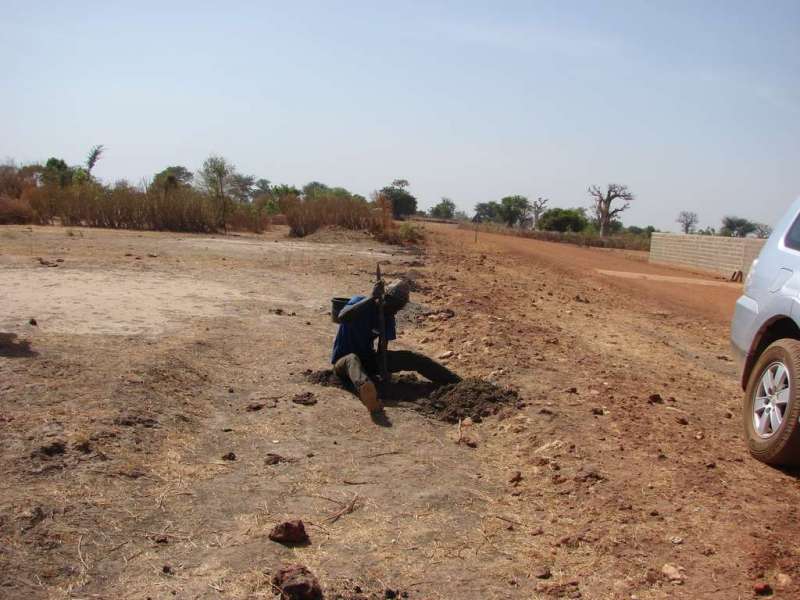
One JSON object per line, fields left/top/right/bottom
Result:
{"left": 785, "top": 214, "right": 800, "bottom": 251}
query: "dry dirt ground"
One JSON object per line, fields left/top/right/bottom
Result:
{"left": 1, "top": 224, "right": 799, "bottom": 600}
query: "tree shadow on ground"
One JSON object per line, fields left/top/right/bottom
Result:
{"left": 0, "top": 333, "right": 38, "bottom": 358}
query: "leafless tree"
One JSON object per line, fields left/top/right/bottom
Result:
{"left": 676, "top": 211, "right": 699, "bottom": 234}
{"left": 588, "top": 183, "right": 634, "bottom": 236}
{"left": 531, "top": 197, "right": 548, "bottom": 230}
{"left": 754, "top": 223, "right": 773, "bottom": 239}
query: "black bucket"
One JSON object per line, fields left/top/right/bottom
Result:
{"left": 331, "top": 297, "right": 350, "bottom": 323}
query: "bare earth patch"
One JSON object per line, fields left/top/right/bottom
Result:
{"left": 1, "top": 224, "right": 798, "bottom": 599}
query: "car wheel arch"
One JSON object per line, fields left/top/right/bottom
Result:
{"left": 744, "top": 316, "right": 800, "bottom": 389}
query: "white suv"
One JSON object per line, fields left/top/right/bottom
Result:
{"left": 731, "top": 198, "right": 800, "bottom": 466}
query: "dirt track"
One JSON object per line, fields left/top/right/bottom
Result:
{"left": 1, "top": 224, "right": 799, "bottom": 599}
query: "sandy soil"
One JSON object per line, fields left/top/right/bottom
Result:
{"left": 1, "top": 224, "right": 798, "bottom": 600}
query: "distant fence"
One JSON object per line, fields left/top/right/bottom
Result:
{"left": 649, "top": 233, "right": 765, "bottom": 277}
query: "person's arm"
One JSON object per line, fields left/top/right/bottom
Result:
{"left": 337, "top": 296, "right": 374, "bottom": 323}
{"left": 337, "top": 282, "right": 384, "bottom": 323}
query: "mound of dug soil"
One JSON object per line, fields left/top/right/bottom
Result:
{"left": 416, "top": 378, "right": 523, "bottom": 423}
{"left": 305, "top": 371, "right": 522, "bottom": 423}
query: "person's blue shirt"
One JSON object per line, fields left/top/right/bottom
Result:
{"left": 331, "top": 295, "right": 396, "bottom": 364}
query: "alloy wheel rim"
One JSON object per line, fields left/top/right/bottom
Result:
{"left": 753, "top": 361, "right": 791, "bottom": 439}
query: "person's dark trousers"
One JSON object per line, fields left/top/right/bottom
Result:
{"left": 334, "top": 350, "right": 461, "bottom": 388}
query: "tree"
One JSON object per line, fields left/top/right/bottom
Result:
{"left": 497, "top": 195, "right": 531, "bottom": 227}
{"left": 720, "top": 216, "right": 757, "bottom": 238}
{"left": 531, "top": 197, "right": 549, "bottom": 230}
{"left": 429, "top": 197, "right": 456, "bottom": 219}
{"left": 473, "top": 201, "right": 501, "bottom": 223}
{"left": 380, "top": 180, "right": 417, "bottom": 218}
{"left": 698, "top": 226, "right": 717, "bottom": 236}
{"left": 153, "top": 166, "right": 193, "bottom": 191}
{"left": 86, "top": 145, "right": 104, "bottom": 178}
{"left": 676, "top": 211, "right": 699, "bottom": 234}
{"left": 198, "top": 155, "right": 234, "bottom": 229}
{"left": 254, "top": 178, "right": 272, "bottom": 196}
{"left": 229, "top": 173, "right": 257, "bottom": 203}
{"left": 42, "top": 157, "right": 74, "bottom": 187}
{"left": 754, "top": 223, "right": 773, "bottom": 239}
{"left": 588, "top": 183, "right": 634, "bottom": 236}
{"left": 539, "top": 208, "right": 588, "bottom": 232}
{"left": 453, "top": 210, "right": 469, "bottom": 221}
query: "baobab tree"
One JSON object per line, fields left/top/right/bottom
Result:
{"left": 588, "top": 183, "right": 634, "bottom": 236}
{"left": 676, "top": 211, "right": 699, "bottom": 234}
{"left": 531, "top": 197, "right": 549, "bottom": 230}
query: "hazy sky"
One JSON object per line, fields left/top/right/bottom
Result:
{"left": 3, "top": 1, "right": 799, "bottom": 231}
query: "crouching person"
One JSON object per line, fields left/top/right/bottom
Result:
{"left": 331, "top": 279, "right": 461, "bottom": 418}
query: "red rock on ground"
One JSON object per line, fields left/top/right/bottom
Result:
{"left": 271, "top": 564, "right": 322, "bottom": 600}
{"left": 269, "top": 520, "right": 310, "bottom": 545}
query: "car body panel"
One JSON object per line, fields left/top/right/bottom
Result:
{"left": 731, "top": 197, "right": 800, "bottom": 388}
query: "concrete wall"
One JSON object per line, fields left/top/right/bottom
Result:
{"left": 649, "top": 233, "right": 766, "bottom": 277}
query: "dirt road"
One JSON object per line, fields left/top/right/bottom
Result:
{"left": 1, "top": 224, "right": 798, "bottom": 599}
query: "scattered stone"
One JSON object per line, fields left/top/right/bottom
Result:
{"left": 73, "top": 439, "right": 92, "bottom": 454}
{"left": 565, "top": 387, "right": 578, "bottom": 394}
{"left": 32, "top": 441, "right": 66, "bottom": 459}
{"left": 155, "top": 535, "right": 169, "bottom": 544}
{"left": 647, "top": 394, "right": 664, "bottom": 404}
{"left": 114, "top": 414, "right": 159, "bottom": 428}
{"left": 591, "top": 407, "right": 604, "bottom": 415}
{"left": 265, "top": 453, "right": 287, "bottom": 465}
{"left": 162, "top": 564, "right": 173, "bottom": 575}
{"left": 509, "top": 471, "right": 523, "bottom": 485}
{"left": 661, "top": 563, "right": 684, "bottom": 584}
{"left": 574, "top": 465, "right": 604, "bottom": 483}
{"left": 775, "top": 573, "right": 792, "bottom": 589}
{"left": 533, "top": 566, "right": 552, "bottom": 579}
{"left": 705, "top": 461, "right": 716, "bottom": 469}
{"left": 247, "top": 402, "right": 264, "bottom": 411}
{"left": 271, "top": 564, "right": 322, "bottom": 600}
{"left": 269, "top": 520, "right": 310, "bottom": 546}
{"left": 292, "top": 392, "right": 317, "bottom": 406}
{"left": 753, "top": 582, "right": 773, "bottom": 596}
{"left": 670, "top": 536, "right": 684, "bottom": 545}
{"left": 221, "top": 452, "right": 236, "bottom": 461}
{"left": 270, "top": 308, "right": 285, "bottom": 316}
{"left": 438, "top": 350, "right": 454, "bottom": 359}
{"left": 228, "top": 387, "right": 235, "bottom": 394}
{"left": 28, "top": 318, "right": 37, "bottom": 326}
{"left": 676, "top": 416, "right": 689, "bottom": 426}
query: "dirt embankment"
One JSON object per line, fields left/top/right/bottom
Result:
{"left": 1, "top": 224, "right": 798, "bottom": 599}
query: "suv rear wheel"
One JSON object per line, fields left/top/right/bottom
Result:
{"left": 744, "top": 339, "right": 800, "bottom": 466}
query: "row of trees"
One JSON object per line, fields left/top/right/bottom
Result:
{"left": 466, "top": 184, "right": 644, "bottom": 237}
{"left": 0, "top": 147, "right": 421, "bottom": 234}
{"left": 676, "top": 211, "right": 772, "bottom": 238}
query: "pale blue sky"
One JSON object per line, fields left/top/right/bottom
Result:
{"left": 3, "top": 1, "right": 799, "bottom": 231}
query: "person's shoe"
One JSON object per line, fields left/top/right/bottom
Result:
{"left": 358, "top": 381, "right": 381, "bottom": 412}
{"left": 370, "top": 408, "right": 392, "bottom": 428}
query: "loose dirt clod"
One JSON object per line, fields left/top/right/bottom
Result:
{"left": 265, "top": 453, "right": 288, "bottom": 465}
{"left": 292, "top": 392, "right": 317, "bottom": 406}
{"left": 271, "top": 564, "right": 322, "bottom": 600}
{"left": 32, "top": 441, "right": 66, "bottom": 458}
{"left": 415, "top": 378, "right": 522, "bottom": 423}
{"left": 305, "top": 369, "right": 346, "bottom": 388}
{"left": 221, "top": 452, "right": 236, "bottom": 461}
{"left": 269, "top": 520, "right": 310, "bottom": 545}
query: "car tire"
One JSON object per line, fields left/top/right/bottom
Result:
{"left": 743, "top": 339, "right": 800, "bottom": 466}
